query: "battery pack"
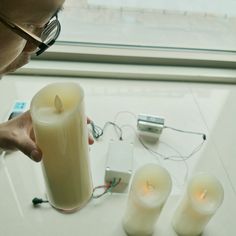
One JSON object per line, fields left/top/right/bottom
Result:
{"left": 105, "top": 141, "right": 134, "bottom": 192}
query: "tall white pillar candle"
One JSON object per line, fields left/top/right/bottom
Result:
{"left": 123, "top": 163, "right": 172, "bottom": 236}
{"left": 30, "top": 82, "right": 93, "bottom": 212}
{"left": 172, "top": 173, "right": 224, "bottom": 236}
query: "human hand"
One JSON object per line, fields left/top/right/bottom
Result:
{"left": 0, "top": 111, "right": 94, "bottom": 162}
{"left": 87, "top": 117, "right": 94, "bottom": 145}
{"left": 0, "top": 111, "right": 42, "bottom": 162}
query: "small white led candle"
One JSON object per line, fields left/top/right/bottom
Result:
{"left": 172, "top": 173, "right": 224, "bottom": 236}
{"left": 123, "top": 163, "right": 172, "bottom": 236}
{"left": 30, "top": 82, "right": 93, "bottom": 212}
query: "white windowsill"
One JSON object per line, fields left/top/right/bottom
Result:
{"left": 14, "top": 59, "right": 236, "bottom": 83}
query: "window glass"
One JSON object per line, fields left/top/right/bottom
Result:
{"left": 58, "top": 0, "right": 236, "bottom": 52}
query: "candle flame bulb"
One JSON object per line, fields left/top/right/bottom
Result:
{"left": 200, "top": 189, "right": 208, "bottom": 200}
{"left": 142, "top": 181, "right": 155, "bottom": 195}
{"left": 146, "top": 181, "right": 155, "bottom": 191}
{"left": 54, "top": 95, "right": 63, "bottom": 113}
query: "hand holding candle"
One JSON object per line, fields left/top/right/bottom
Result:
{"left": 122, "top": 163, "right": 172, "bottom": 236}
{"left": 172, "top": 173, "right": 224, "bottom": 236}
{"left": 30, "top": 82, "right": 93, "bottom": 212}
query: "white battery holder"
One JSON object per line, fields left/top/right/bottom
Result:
{"left": 137, "top": 114, "right": 165, "bottom": 138}
{"left": 105, "top": 141, "right": 133, "bottom": 192}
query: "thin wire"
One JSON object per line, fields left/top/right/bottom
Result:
{"left": 121, "top": 124, "right": 161, "bottom": 161}
{"left": 90, "top": 121, "right": 123, "bottom": 140}
{"left": 120, "top": 124, "right": 190, "bottom": 186}
{"left": 137, "top": 134, "right": 161, "bottom": 164}
{"left": 137, "top": 129, "right": 191, "bottom": 186}
{"left": 113, "top": 111, "right": 137, "bottom": 139}
{"left": 113, "top": 110, "right": 137, "bottom": 124}
{"left": 164, "top": 125, "right": 206, "bottom": 138}
{"left": 159, "top": 140, "right": 189, "bottom": 185}
{"left": 92, "top": 184, "right": 110, "bottom": 199}
{"left": 108, "top": 178, "right": 122, "bottom": 192}
{"left": 90, "top": 111, "right": 206, "bottom": 189}
{"left": 91, "top": 120, "right": 205, "bottom": 162}
{"left": 163, "top": 139, "right": 205, "bottom": 161}
{"left": 91, "top": 118, "right": 205, "bottom": 188}
{"left": 92, "top": 178, "right": 121, "bottom": 199}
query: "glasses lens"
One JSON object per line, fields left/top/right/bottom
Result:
{"left": 36, "top": 16, "right": 61, "bottom": 56}
{"left": 41, "top": 20, "right": 61, "bottom": 45}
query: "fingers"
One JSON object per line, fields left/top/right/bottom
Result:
{"left": 7, "top": 114, "right": 93, "bottom": 162}
{"left": 7, "top": 111, "right": 42, "bottom": 162}
{"left": 87, "top": 117, "right": 91, "bottom": 124}
{"left": 86, "top": 117, "right": 94, "bottom": 144}
{"left": 88, "top": 134, "right": 94, "bottom": 145}
{"left": 29, "top": 149, "right": 42, "bottom": 162}
{"left": 15, "top": 136, "right": 42, "bottom": 162}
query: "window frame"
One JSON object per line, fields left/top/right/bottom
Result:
{"left": 12, "top": 42, "right": 236, "bottom": 84}
{"left": 32, "top": 42, "right": 236, "bottom": 69}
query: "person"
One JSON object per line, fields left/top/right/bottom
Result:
{"left": 0, "top": 0, "right": 93, "bottom": 162}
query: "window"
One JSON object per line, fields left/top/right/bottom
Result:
{"left": 59, "top": 0, "right": 236, "bottom": 52}
{"left": 24, "top": 0, "right": 236, "bottom": 82}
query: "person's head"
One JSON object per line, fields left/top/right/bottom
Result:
{"left": 0, "top": 0, "right": 65, "bottom": 74}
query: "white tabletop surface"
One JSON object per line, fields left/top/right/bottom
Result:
{"left": 0, "top": 75, "right": 235, "bottom": 236}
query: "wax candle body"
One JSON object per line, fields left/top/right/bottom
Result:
{"left": 30, "top": 82, "right": 93, "bottom": 212}
{"left": 172, "top": 173, "right": 224, "bottom": 236}
{"left": 123, "top": 164, "right": 172, "bottom": 236}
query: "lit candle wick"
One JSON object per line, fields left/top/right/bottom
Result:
{"left": 200, "top": 189, "right": 208, "bottom": 200}
{"left": 54, "top": 95, "right": 64, "bottom": 113}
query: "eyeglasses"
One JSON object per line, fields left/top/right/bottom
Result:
{"left": 0, "top": 13, "right": 61, "bottom": 56}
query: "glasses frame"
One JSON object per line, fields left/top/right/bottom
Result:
{"left": 0, "top": 13, "right": 61, "bottom": 56}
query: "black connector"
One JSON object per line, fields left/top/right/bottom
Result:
{"left": 32, "top": 197, "right": 49, "bottom": 206}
